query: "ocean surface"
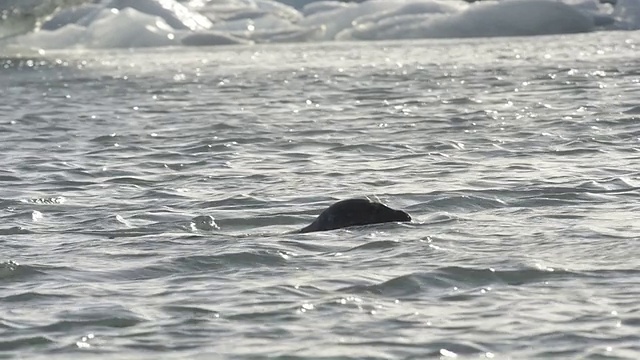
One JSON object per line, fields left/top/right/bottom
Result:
{"left": 2, "top": 21, "right": 640, "bottom": 360}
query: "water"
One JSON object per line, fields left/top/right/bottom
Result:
{"left": 2, "top": 31, "right": 640, "bottom": 359}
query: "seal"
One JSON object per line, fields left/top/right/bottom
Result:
{"left": 298, "top": 198, "right": 411, "bottom": 233}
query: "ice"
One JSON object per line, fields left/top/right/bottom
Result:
{"left": 2, "top": 0, "right": 636, "bottom": 50}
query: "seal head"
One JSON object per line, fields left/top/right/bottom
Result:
{"left": 298, "top": 198, "right": 411, "bottom": 233}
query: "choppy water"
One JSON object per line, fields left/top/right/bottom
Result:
{"left": 2, "top": 31, "right": 640, "bottom": 359}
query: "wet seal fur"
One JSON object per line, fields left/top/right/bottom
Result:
{"left": 298, "top": 198, "right": 411, "bottom": 233}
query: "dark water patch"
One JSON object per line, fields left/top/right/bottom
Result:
{"left": 0, "top": 261, "right": 45, "bottom": 282}
{"left": 162, "top": 305, "right": 220, "bottom": 317}
{"left": 238, "top": 283, "right": 327, "bottom": 300}
{"left": 421, "top": 194, "right": 508, "bottom": 211}
{"left": 431, "top": 159, "right": 473, "bottom": 169}
{"left": 0, "top": 226, "right": 33, "bottom": 235}
{"left": 277, "top": 240, "right": 337, "bottom": 253}
{"left": 89, "top": 133, "right": 128, "bottom": 144}
{"left": 583, "top": 269, "right": 640, "bottom": 278}
{"left": 276, "top": 152, "right": 316, "bottom": 160}
{"left": 0, "top": 197, "right": 26, "bottom": 207}
{"left": 326, "top": 143, "right": 398, "bottom": 153}
{"left": 345, "top": 240, "right": 400, "bottom": 252}
{"left": 135, "top": 188, "right": 193, "bottom": 200}
{"left": 513, "top": 196, "right": 595, "bottom": 207}
{"left": 277, "top": 138, "right": 335, "bottom": 150}
{"left": 340, "top": 266, "right": 578, "bottom": 298}
{"left": 103, "top": 176, "right": 159, "bottom": 186}
{"left": 195, "top": 214, "right": 296, "bottom": 232}
{"left": 161, "top": 140, "right": 225, "bottom": 155}
{"left": 552, "top": 148, "right": 609, "bottom": 156}
{"left": 76, "top": 228, "right": 166, "bottom": 239}
{"left": 40, "top": 304, "right": 146, "bottom": 331}
{"left": 413, "top": 184, "right": 640, "bottom": 213}
{"left": 160, "top": 160, "right": 214, "bottom": 171}
{"left": 275, "top": 284, "right": 326, "bottom": 297}
{"left": 104, "top": 265, "right": 178, "bottom": 282}
{"left": 505, "top": 164, "right": 540, "bottom": 171}
{"left": 31, "top": 184, "right": 97, "bottom": 193}
{"left": 244, "top": 356, "right": 390, "bottom": 360}
{"left": 340, "top": 339, "right": 486, "bottom": 358}
{"left": 224, "top": 307, "right": 301, "bottom": 322}
{"left": 0, "top": 175, "right": 21, "bottom": 182}
{"left": 37, "top": 317, "right": 142, "bottom": 333}
{"left": 340, "top": 273, "right": 428, "bottom": 297}
{"left": 439, "top": 289, "right": 489, "bottom": 302}
{"left": 0, "top": 335, "right": 54, "bottom": 352}
{"left": 84, "top": 146, "right": 142, "bottom": 156}
{"left": 527, "top": 333, "right": 639, "bottom": 358}
{"left": 198, "top": 195, "right": 271, "bottom": 209}
{"left": 385, "top": 152, "right": 431, "bottom": 162}
{"left": 541, "top": 213, "right": 587, "bottom": 220}
{"left": 514, "top": 188, "right": 633, "bottom": 207}
{"left": 1, "top": 291, "right": 75, "bottom": 302}
{"left": 622, "top": 106, "right": 640, "bottom": 114}
{"left": 159, "top": 251, "right": 291, "bottom": 273}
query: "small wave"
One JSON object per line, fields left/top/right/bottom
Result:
{"left": 0, "top": 226, "right": 33, "bottom": 235}
{"left": 0, "top": 335, "right": 54, "bottom": 352}
{"left": 345, "top": 240, "right": 400, "bottom": 252}
{"left": 128, "top": 251, "right": 295, "bottom": 277}
{"left": 421, "top": 194, "right": 508, "bottom": 212}
{"left": 0, "top": 260, "right": 44, "bottom": 281}
{"left": 76, "top": 228, "right": 166, "bottom": 239}
{"left": 162, "top": 305, "right": 220, "bottom": 317}
{"left": 2, "top": 291, "right": 74, "bottom": 302}
{"left": 225, "top": 308, "right": 301, "bottom": 322}
{"left": 0, "top": 175, "right": 21, "bottom": 181}
{"left": 623, "top": 105, "right": 640, "bottom": 114}
{"left": 36, "top": 316, "right": 142, "bottom": 333}
{"left": 413, "top": 182, "right": 640, "bottom": 213}
{"left": 103, "top": 176, "right": 157, "bottom": 186}
{"left": 340, "top": 266, "right": 577, "bottom": 297}
{"left": 277, "top": 239, "right": 337, "bottom": 253}
{"left": 326, "top": 143, "right": 397, "bottom": 153}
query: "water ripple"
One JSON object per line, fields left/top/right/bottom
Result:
{"left": 1, "top": 34, "right": 640, "bottom": 359}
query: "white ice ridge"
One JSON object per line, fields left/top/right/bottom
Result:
{"left": 2, "top": 0, "right": 636, "bottom": 50}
